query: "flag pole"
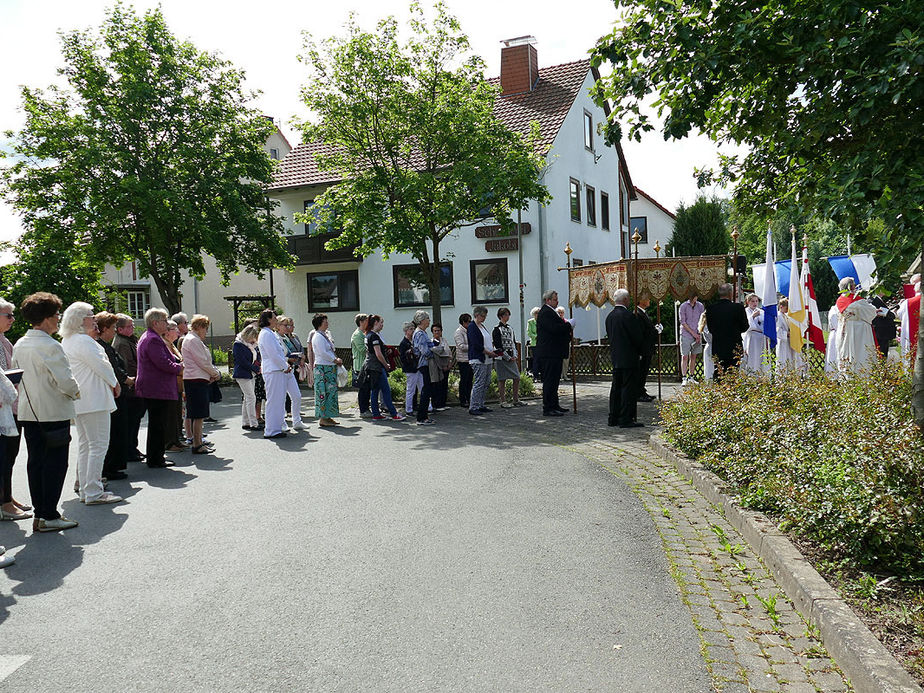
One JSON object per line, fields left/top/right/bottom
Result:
{"left": 654, "top": 240, "right": 663, "bottom": 400}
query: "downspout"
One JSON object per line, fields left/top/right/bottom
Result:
{"left": 538, "top": 168, "right": 548, "bottom": 295}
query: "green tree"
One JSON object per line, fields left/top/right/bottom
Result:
{"left": 297, "top": 2, "right": 550, "bottom": 324}
{"left": 0, "top": 5, "right": 291, "bottom": 316}
{"left": 591, "top": 0, "right": 924, "bottom": 428}
{"left": 666, "top": 195, "right": 729, "bottom": 257}
{"left": 0, "top": 227, "right": 104, "bottom": 341}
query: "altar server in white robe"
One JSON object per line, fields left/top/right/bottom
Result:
{"left": 775, "top": 298, "right": 803, "bottom": 372}
{"left": 742, "top": 294, "right": 769, "bottom": 374}
{"left": 825, "top": 305, "right": 840, "bottom": 373}
{"left": 835, "top": 278, "right": 879, "bottom": 375}
{"left": 697, "top": 312, "right": 714, "bottom": 380}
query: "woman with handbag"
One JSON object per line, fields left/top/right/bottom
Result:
{"left": 429, "top": 323, "right": 452, "bottom": 411}
{"left": 275, "top": 316, "right": 306, "bottom": 430}
{"left": 61, "top": 302, "right": 123, "bottom": 505}
{"left": 310, "top": 313, "right": 342, "bottom": 427}
{"left": 11, "top": 292, "right": 81, "bottom": 532}
{"left": 364, "top": 315, "right": 405, "bottom": 421}
{"left": 180, "top": 315, "right": 221, "bottom": 454}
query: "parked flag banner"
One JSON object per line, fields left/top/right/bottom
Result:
{"left": 827, "top": 254, "right": 878, "bottom": 290}
{"left": 801, "top": 242, "right": 826, "bottom": 353}
{"left": 787, "top": 236, "right": 807, "bottom": 351}
{"left": 761, "top": 226, "right": 778, "bottom": 348}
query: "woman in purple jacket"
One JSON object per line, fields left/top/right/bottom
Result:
{"left": 135, "top": 308, "right": 184, "bottom": 468}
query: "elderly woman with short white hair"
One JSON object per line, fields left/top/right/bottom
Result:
{"left": 60, "top": 302, "right": 123, "bottom": 505}
{"left": 136, "top": 307, "right": 184, "bottom": 468}
{"left": 411, "top": 310, "right": 436, "bottom": 425}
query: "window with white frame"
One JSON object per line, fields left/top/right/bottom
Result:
{"left": 569, "top": 179, "right": 581, "bottom": 222}
{"left": 125, "top": 290, "right": 150, "bottom": 320}
{"left": 630, "top": 217, "right": 649, "bottom": 244}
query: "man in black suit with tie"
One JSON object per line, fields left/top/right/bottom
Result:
{"left": 704, "top": 283, "right": 749, "bottom": 378}
{"left": 534, "top": 289, "right": 573, "bottom": 416}
{"left": 606, "top": 289, "right": 645, "bottom": 427}
{"left": 635, "top": 293, "right": 659, "bottom": 402}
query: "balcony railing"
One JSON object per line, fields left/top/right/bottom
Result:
{"left": 286, "top": 232, "right": 361, "bottom": 266}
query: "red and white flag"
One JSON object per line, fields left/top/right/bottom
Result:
{"left": 800, "top": 240, "right": 826, "bottom": 354}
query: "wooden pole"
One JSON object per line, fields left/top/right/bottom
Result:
{"left": 565, "top": 243, "right": 577, "bottom": 414}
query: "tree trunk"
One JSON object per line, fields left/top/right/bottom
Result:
{"left": 427, "top": 236, "right": 442, "bottom": 326}
{"left": 150, "top": 270, "right": 182, "bottom": 317}
{"left": 913, "top": 237, "right": 924, "bottom": 433}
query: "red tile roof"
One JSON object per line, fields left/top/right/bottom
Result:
{"left": 268, "top": 60, "right": 594, "bottom": 192}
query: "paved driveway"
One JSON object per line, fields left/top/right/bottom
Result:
{"left": 0, "top": 385, "right": 708, "bottom": 692}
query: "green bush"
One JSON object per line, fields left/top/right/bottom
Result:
{"left": 660, "top": 360, "right": 924, "bottom": 575}
{"left": 210, "top": 346, "right": 229, "bottom": 366}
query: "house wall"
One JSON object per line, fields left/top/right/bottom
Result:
{"left": 630, "top": 194, "right": 676, "bottom": 259}
{"left": 270, "top": 70, "right": 630, "bottom": 347}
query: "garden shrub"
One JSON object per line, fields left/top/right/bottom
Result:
{"left": 660, "top": 360, "right": 924, "bottom": 576}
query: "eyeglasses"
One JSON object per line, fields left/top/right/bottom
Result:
{"left": 0, "top": 313, "right": 12, "bottom": 319}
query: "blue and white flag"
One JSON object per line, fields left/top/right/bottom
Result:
{"left": 827, "top": 254, "right": 878, "bottom": 290}
{"left": 761, "top": 225, "right": 778, "bottom": 348}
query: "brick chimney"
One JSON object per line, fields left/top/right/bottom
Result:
{"left": 500, "top": 36, "right": 538, "bottom": 96}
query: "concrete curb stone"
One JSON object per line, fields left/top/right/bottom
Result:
{"left": 649, "top": 434, "right": 921, "bottom": 693}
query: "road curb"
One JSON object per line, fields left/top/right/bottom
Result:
{"left": 648, "top": 434, "right": 921, "bottom": 693}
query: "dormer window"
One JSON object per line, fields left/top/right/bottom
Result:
{"left": 583, "top": 111, "right": 594, "bottom": 151}
{"left": 270, "top": 148, "right": 280, "bottom": 160}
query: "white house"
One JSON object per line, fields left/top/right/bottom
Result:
{"left": 630, "top": 186, "right": 676, "bottom": 259}
{"left": 100, "top": 120, "right": 292, "bottom": 346}
{"left": 266, "top": 37, "right": 641, "bottom": 345}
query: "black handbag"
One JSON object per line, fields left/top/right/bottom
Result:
{"left": 20, "top": 380, "right": 72, "bottom": 449}
{"left": 209, "top": 381, "right": 223, "bottom": 403}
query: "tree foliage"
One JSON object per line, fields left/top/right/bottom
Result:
{"left": 592, "top": 0, "right": 924, "bottom": 429}
{"left": 297, "top": 2, "right": 550, "bottom": 324}
{"left": 0, "top": 4, "right": 291, "bottom": 315}
{"left": 0, "top": 228, "right": 104, "bottom": 341}
{"left": 666, "top": 195, "right": 729, "bottom": 258}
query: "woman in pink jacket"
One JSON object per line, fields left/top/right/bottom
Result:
{"left": 180, "top": 315, "right": 221, "bottom": 454}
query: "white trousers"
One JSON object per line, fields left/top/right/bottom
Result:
{"left": 285, "top": 372, "right": 303, "bottom": 426}
{"left": 75, "top": 410, "right": 111, "bottom": 502}
{"left": 404, "top": 371, "right": 423, "bottom": 413}
{"left": 263, "top": 370, "right": 288, "bottom": 437}
{"left": 235, "top": 378, "right": 258, "bottom": 427}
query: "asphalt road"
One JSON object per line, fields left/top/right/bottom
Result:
{"left": 0, "top": 391, "right": 709, "bottom": 692}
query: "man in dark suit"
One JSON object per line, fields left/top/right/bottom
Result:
{"left": 635, "top": 293, "right": 659, "bottom": 402}
{"left": 606, "top": 289, "right": 645, "bottom": 427}
{"left": 704, "top": 283, "right": 749, "bottom": 378}
{"left": 534, "top": 289, "right": 573, "bottom": 416}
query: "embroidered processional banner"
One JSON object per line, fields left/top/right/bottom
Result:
{"left": 568, "top": 256, "right": 728, "bottom": 307}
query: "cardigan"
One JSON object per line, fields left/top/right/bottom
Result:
{"left": 135, "top": 328, "right": 185, "bottom": 400}
{"left": 11, "top": 329, "right": 80, "bottom": 422}
{"left": 62, "top": 333, "right": 118, "bottom": 415}
{"left": 181, "top": 333, "right": 220, "bottom": 381}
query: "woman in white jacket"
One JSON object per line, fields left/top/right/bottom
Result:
{"left": 61, "top": 302, "right": 122, "bottom": 505}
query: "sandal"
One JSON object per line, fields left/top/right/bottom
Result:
{"left": 192, "top": 444, "right": 212, "bottom": 455}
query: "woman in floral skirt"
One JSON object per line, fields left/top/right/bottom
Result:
{"left": 309, "top": 313, "right": 342, "bottom": 427}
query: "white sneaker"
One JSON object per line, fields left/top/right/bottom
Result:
{"left": 85, "top": 492, "right": 123, "bottom": 505}
{"left": 292, "top": 422, "right": 308, "bottom": 431}
{"left": 501, "top": 402, "right": 514, "bottom": 408}
{"left": 0, "top": 553, "right": 13, "bottom": 568}
{"left": 37, "top": 517, "right": 79, "bottom": 532}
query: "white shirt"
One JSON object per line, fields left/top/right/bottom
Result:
{"left": 311, "top": 331, "right": 338, "bottom": 366}
{"left": 257, "top": 326, "right": 289, "bottom": 373}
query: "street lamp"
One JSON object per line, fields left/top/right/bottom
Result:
{"left": 731, "top": 225, "right": 740, "bottom": 301}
